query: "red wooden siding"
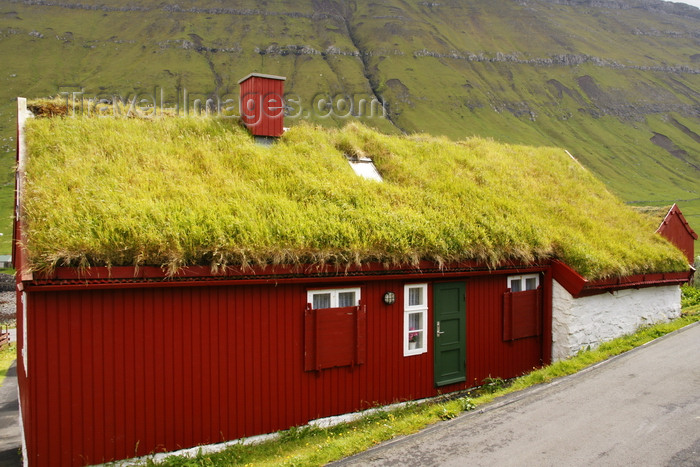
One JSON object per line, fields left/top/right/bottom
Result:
{"left": 19, "top": 273, "right": 549, "bottom": 466}
{"left": 464, "top": 276, "right": 544, "bottom": 389}
{"left": 238, "top": 73, "right": 285, "bottom": 137}
{"left": 657, "top": 204, "right": 697, "bottom": 264}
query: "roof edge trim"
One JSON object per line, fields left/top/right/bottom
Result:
{"left": 552, "top": 259, "right": 693, "bottom": 298}
{"left": 657, "top": 203, "right": 698, "bottom": 240}
{"left": 237, "top": 73, "right": 287, "bottom": 84}
{"left": 21, "top": 261, "right": 551, "bottom": 291}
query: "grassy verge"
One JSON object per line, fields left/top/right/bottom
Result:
{"left": 0, "top": 343, "right": 16, "bottom": 388}
{"left": 145, "top": 305, "right": 700, "bottom": 467}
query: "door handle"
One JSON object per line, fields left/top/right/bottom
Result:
{"left": 436, "top": 321, "right": 445, "bottom": 337}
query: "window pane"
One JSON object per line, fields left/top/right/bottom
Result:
{"left": 414, "top": 330, "right": 424, "bottom": 348}
{"left": 313, "top": 293, "right": 331, "bottom": 309}
{"left": 408, "top": 287, "right": 423, "bottom": 307}
{"left": 407, "top": 312, "right": 424, "bottom": 351}
{"left": 525, "top": 277, "right": 538, "bottom": 290}
{"left": 510, "top": 279, "right": 522, "bottom": 292}
{"left": 408, "top": 312, "right": 422, "bottom": 332}
{"left": 338, "top": 291, "right": 356, "bottom": 307}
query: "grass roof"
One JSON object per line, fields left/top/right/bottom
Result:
{"left": 631, "top": 205, "right": 672, "bottom": 225}
{"left": 21, "top": 115, "right": 689, "bottom": 279}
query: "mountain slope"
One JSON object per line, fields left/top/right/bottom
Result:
{"left": 1, "top": 0, "right": 698, "bottom": 255}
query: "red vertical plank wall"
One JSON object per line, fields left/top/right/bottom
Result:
{"left": 465, "top": 276, "right": 543, "bottom": 387}
{"left": 22, "top": 279, "right": 433, "bottom": 466}
{"left": 657, "top": 206, "right": 696, "bottom": 264}
{"left": 21, "top": 273, "right": 548, "bottom": 466}
{"left": 239, "top": 74, "right": 285, "bottom": 137}
{"left": 240, "top": 77, "right": 255, "bottom": 130}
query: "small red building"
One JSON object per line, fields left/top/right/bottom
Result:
{"left": 238, "top": 73, "right": 286, "bottom": 137}
{"left": 12, "top": 94, "right": 693, "bottom": 466}
{"left": 656, "top": 204, "right": 697, "bottom": 264}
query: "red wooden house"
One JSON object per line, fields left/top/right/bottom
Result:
{"left": 12, "top": 86, "right": 693, "bottom": 466}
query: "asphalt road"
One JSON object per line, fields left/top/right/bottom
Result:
{"left": 0, "top": 361, "right": 20, "bottom": 467}
{"left": 334, "top": 322, "right": 700, "bottom": 467}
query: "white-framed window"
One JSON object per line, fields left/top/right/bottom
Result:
{"left": 507, "top": 274, "right": 539, "bottom": 292}
{"left": 404, "top": 283, "right": 428, "bottom": 356}
{"left": 307, "top": 287, "right": 361, "bottom": 309}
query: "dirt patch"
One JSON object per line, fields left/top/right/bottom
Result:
{"left": 28, "top": 100, "right": 69, "bottom": 118}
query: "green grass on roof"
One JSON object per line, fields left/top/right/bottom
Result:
{"left": 631, "top": 205, "right": 672, "bottom": 224}
{"left": 22, "top": 116, "right": 689, "bottom": 279}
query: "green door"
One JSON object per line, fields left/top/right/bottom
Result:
{"left": 433, "top": 282, "right": 466, "bottom": 386}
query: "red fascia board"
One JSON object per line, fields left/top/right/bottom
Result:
{"left": 551, "top": 260, "right": 587, "bottom": 297}
{"left": 22, "top": 260, "right": 551, "bottom": 292}
{"left": 578, "top": 273, "right": 692, "bottom": 297}
{"left": 552, "top": 259, "right": 693, "bottom": 298}
{"left": 237, "top": 72, "right": 286, "bottom": 84}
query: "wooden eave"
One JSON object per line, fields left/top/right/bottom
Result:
{"left": 18, "top": 260, "right": 552, "bottom": 292}
{"left": 552, "top": 260, "right": 693, "bottom": 298}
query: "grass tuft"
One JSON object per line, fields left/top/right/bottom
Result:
{"left": 0, "top": 343, "right": 16, "bottom": 388}
{"left": 681, "top": 284, "right": 700, "bottom": 309}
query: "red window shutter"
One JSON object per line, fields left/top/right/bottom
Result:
{"left": 503, "top": 288, "right": 542, "bottom": 341}
{"left": 304, "top": 303, "right": 366, "bottom": 371}
{"left": 316, "top": 306, "right": 356, "bottom": 369}
{"left": 503, "top": 292, "right": 513, "bottom": 341}
{"left": 356, "top": 304, "right": 366, "bottom": 365}
{"left": 304, "top": 304, "right": 317, "bottom": 371}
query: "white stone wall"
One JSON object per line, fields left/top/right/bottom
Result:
{"left": 551, "top": 280, "right": 681, "bottom": 361}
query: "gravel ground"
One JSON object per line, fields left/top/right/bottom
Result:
{"left": 0, "top": 274, "right": 15, "bottom": 327}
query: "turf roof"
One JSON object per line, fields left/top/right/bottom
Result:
{"left": 21, "top": 115, "right": 689, "bottom": 279}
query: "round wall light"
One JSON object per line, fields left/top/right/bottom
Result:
{"left": 383, "top": 291, "right": 396, "bottom": 305}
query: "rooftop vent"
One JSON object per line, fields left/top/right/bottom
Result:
{"left": 238, "top": 73, "right": 286, "bottom": 138}
{"left": 347, "top": 156, "right": 383, "bottom": 182}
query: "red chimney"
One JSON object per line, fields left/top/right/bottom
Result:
{"left": 238, "top": 73, "right": 286, "bottom": 137}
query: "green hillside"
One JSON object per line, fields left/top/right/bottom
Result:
{"left": 1, "top": 0, "right": 699, "bottom": 256}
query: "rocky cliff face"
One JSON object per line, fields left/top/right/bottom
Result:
{"left": 539, "top": 0, "right": 700, "bottom": 19}
{"left": 0, "top": 0, "right": 698, "bottom": 242}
